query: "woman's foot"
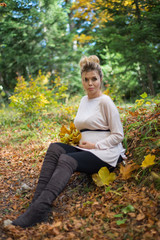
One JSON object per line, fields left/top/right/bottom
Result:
{"left": 12, "top": 201, "right": 51, "bottom": 228}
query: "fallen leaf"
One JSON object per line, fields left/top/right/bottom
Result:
{"left": 92, "top": 167, "right": 116, "bottom": 186}
{"left": 120, "top": 163, "right": 140, "bottom": 179}
{"left": 141, "top": 154, "right": 156, "bottom": 168}
{"left": 51, "top": 221, "right": 62, "bottom": 228}
{"left": 136, "top": 213, "right": 145, "bottom": 221}
{"left": 98, "top": 167, "right": 116, "bottom": 185}
{"left": 92, "top": 173, "right": 104, "bottom": 187}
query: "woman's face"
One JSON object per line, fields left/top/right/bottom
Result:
{"left": 82, "top": 70, "right": 102, "bottom": 99}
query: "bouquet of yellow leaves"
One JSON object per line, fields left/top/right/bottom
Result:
{"left": 59, "top": 122, "right": 81, "bottom": 146}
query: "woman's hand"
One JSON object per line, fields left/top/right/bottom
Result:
{"left": 79, "top": 141, "right": 95, "bottom": 149}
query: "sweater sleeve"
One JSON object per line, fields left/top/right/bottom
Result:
{"left": 95, "top": 96, "right": 124, "bottom": 149}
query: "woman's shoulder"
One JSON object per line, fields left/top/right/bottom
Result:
{"left": 101, "top": 94, "right": 111, "bottom": 100}
{"left": 78, "top": 95, "right": 88, "bottom": 106}
{"left": 80, "top": 95, "right": 113, "bottom": 105}
{"left": 100, "top": 94, "right": 113, "bottom": 104}
{"left": 80, "top": 95, "right": 88, "bottom": 102}
{"left": 99, "top": 94, "right": 117, "bottom": 111}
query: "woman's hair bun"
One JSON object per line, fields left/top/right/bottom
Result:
{"left": 79, "top": 55, "right": 103, "bottom": 79}
{"left": 79, "top": 55, "right": 100, "bottom": 70}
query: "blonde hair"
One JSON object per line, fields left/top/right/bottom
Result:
{"left": 79, "top": 55, "right": 103, "bottom": 79}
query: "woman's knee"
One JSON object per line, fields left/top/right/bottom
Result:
{"left": 47, "top": 142, "right": 64, "bottom": 152}
{"left": 58, "top": 154, "right": 78, "bottom": 171}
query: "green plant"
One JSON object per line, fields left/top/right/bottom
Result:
{"left": 123, "top": 93, "right": 160, "bottom": 165}
{"left": 9, "top": 71, "right": 68, "bottom": 116}
{"left": 9, "top": 72, "right": 49, "bottom": 115}
{"left": 0, "top": 85, "right": 6, "bottom": 108}
{"left": 135, "top": 92, "right": 160, "bottom": 108}
{"left": 103, "top": 83, "right": 124, "bottom": 104}
{"left": 114, "top": 204, "right": 135, "bottom": 225}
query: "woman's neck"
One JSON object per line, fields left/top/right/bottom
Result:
{"left": 87, "top": 91, "right": 103, "bottom": 99}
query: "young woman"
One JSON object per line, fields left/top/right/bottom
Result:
{"left": 12, "top": 55, "right": 126, "bottom": 228}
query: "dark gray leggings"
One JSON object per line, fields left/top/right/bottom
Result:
{"left": 56, "top": 142, "right": 123, "bottom": 174}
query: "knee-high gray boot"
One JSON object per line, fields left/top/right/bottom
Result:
{"left": 32, "top": 143, "right": 66, "bottom": 203}
{"left": 12, "top": 154, "right": 78, "bottom": 228}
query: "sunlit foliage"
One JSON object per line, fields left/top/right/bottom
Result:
{"left": 71, "top": 0, "right": 149, "bottom": 28}
{"left": 9, "top": 71, "right": 68, "bottom": 115}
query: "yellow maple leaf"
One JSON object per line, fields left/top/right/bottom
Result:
{"left": 98, "top": 167, "right": 110, "bottom": 181}
{"left": 141, "top": 154, "right": 156, "bottom": 168}
{"left": 105, "top": 172, "right": 117, "bottom": 185}
{"left": 92, "top": 167, "right": 116, "bottom": 186}
{"left": 92, "top": 173, "right": 104, "bottom": 187}
{"left": 98, "top": 167, "right": 116, "bottom": 185}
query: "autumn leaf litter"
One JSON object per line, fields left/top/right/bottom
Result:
{"left": 0, "top": 102, "right": 160, "bottom": 239}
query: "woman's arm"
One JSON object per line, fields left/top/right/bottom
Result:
{"left": 95, "top": 97, "right": 124, "bottom": 150}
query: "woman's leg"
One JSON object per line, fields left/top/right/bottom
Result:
{"left": 32, "top": 143, "right": 67, "bottom": 202}
{"left": 32, "top": 142, "right": 81, "bottom": 202}
{"left": 56, "top": 142, "right": 123, "bottom": 174}
{"left": 12, "top": 146, "right": 120, "bottom": 228}
{"left": 12, "top": 153, "right": 78, "bottom": 228}
{"left": 67, "top": 151, "right": 116, "bottom": 174}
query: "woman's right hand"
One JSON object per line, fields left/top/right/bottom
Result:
{"left": 79, "top": 141, "right": 95, "bottom": 149}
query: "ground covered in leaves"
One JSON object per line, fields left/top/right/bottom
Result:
{"left": 0, "top": 102, "right": 160, "bottom": 240}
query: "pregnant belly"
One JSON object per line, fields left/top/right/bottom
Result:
{"left": 79, "top": 131, "right": 110, "bottom": 144}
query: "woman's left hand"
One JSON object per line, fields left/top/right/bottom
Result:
{"left": 79, "top": 141, "right": 95, "bottom": 149}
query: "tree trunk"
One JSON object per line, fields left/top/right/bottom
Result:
{"left": 134, "top": 0, "right": 141, "bottom": 24}
{"left": 146, "top": 64, "right": 155, "bottom": 96}
{"left": 64, "top": 0, "right": 75, "bottom": 32}
{"left": 137, "top": 65, "right": 145, "bottom": 93}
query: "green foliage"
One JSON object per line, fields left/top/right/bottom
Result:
{"left": 0, "top": 0, "right": 44, "bottom": 90}
{"left": 123, "top": 93, "right": 160, "bottom": 166}
{"left": 1, "top": 0, "right": 160, "bottom": 102}
{"left": 0, "top": 0, "right": 80, "bottom": 97}
{"left": 9, "top": 71, "right": 68, "bottom": 116}
{"left": 121, "top": 205, "right": 135, "bottom": 214}
{"left": 0, "top": 107, "right": 21, "bottom": 129}
{"left": 135, "top": 92, "right": 160, "bottom": 108}
{"left": 0, "top": 85, "right": 6, "bottom": 107}
{"left": 55, "top": 95, "right": 80, "bottom": 124}
{"left": 114, "top": 204, "right": 135, "bottom": 226}
{"left": 72, "top": 0, "right": 160, "bottom": 98}
{"left": 101, "top": 49, "right": 140, "bottom": 101}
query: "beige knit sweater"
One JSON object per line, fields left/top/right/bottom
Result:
{"left": 74, "top": 94, "right": 126, "bottom": 167}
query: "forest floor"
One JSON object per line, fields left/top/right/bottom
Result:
{"left": 0, "top": 103, "right": 160, "bottom": 240}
